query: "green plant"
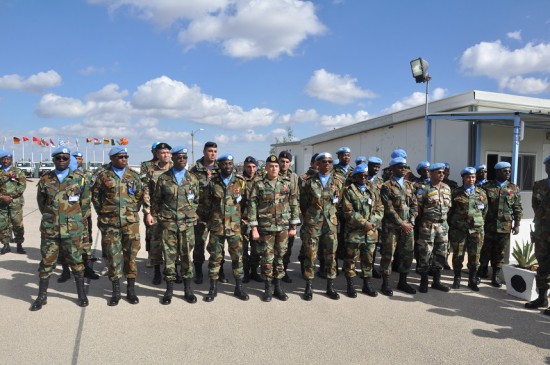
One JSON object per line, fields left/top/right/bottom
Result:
{"left": 512, "top": 240, "right": 538, "bottom": 270}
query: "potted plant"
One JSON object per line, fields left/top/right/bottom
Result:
{"left": 502, "top": 238, "right": 539, "bottom": 301}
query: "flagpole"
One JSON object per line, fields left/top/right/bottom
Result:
{"left": 22, "top": 140, "right": 25, "bottom": 161}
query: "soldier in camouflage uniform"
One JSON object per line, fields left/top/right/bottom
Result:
{"left": 191, "top": 142, "right": 221, "bottom": 284}
{"left": 342, "top": 164, "right": 384, "bottom": 298}
{"left": 142, "top": 142, "right": 173, "bottom": 285}
{"left": 379, "top": 156, "right": 417, "bottom": 296}
{"left": 525, "top": 155, "right": 550, "bottom": 315}
{"left": 448, "top": 167, "right": 487, "bottom": 291}
{"left": 411, "top": 160, "right": 431, "bottom": 269}
{"left": 443, "top": 163, "right": 459, "bottom": 192}
{"left": 140, "top": 141, "right": 159, "bottom": 267}
{"left": 297, "top": 153, "right": 319, "bottom": 276}
{"left": 91, "top": 146, "right": 144, "bottom": 306}
{"left": 475, "top": 164, "right": 488, "bottom": 186}
{"left": 202, "top": 153, "right": 249, "bottom": 302}
{"left": 300, "top": 152, "right": 343, "bottom": 301}
{"left": 31, "top": 147, "right": 89, "bottom": 311}
{"left": 241, "top": 156, "right": 262, "bottom": 283}
{"left": 152, "top": 146, "right": 200, "bottom": 305}
{"left": 332, "top": 147, "right": 353, "bottom": 275}
{"left": 367, "top": 156, "right": 384, "bottom": 279}
{"left": 249, "top": 155, "right": 300, "bottom": 302}
{"left": 0, "top": 150, "right": 26, "bottom": 255}
{"left": 477, "top": 161, "right": 523, "bottom": 287}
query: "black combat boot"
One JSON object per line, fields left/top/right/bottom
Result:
{"left": 175, "top": 262, "right": 183, "bottom": 284}
{"left": 234, "top": 279, "right": 249, "bottom": 301}
{"left": 303, "top": 280, "right": 313, "bottom": 301}
{"left": 262, "top": 280, "right": 273, "bottom": 302}
{"left": 161, "top": 280, "right": 173, "bottom": 305}
{"left": 108, "top": 279, "right": 121, "bottom": 306}
{"left": 380, "top": 275, "right": 393, "bottom": 296}
{"left": 57, "top": 263, "right": 71, "bottom": 283}
{"left": 431, "top": 270, "right": 450, "bottom": 292}
{"left": 204, "top": 279, "right": 217, "bottom": 302}
{"left": 30, "top": 277, "right": 49, "bottom": 311}
{"left": 74, "top": 272, "right": 89, "bottom": 307}
{"left": 467, "top": 269, "right": 479, "bottom": 292}
{"left": 282, "top": 263, "right": 292, "bottom": 283}
{"left": 326, "top": 279, "right": 340, "bottom": 300}
{"left": 83, "top": 255, "right": 99, "bottom": 280}
{"left": 249, "top": 265, "right": 263, "bottom": 283}
{"left": 16, "top": 243, "right": 26, "bottom": 254}
{"left": 194, "top": 262, "right": 203, "bottom": 284}
{"left": 491, "top": 267, "right": 502, "bottom": 288}
{"left": 452, "top": 271, "right": 461, "bottom": 289}
{"left": 218, "top": 265, "right": 228, "bottom": 283}
{"left": 126, "top": 278, "right": 139, "bottom": 304}
{"left": 346, "top": 277, "right": 357, "bottom": 298}
{"left": 152, "top": 264, "right": 162, "bottom": 285}
{"left": 362, "top": 277, "right": 378, "bottom": 297}
{"left": 183, "top": 279, "right": 197, "bottom": 304}
{"left": 273, "top": 278, "right": 288, "bottom": 301}
{"left": 0, "top": 243, "right": 11, "bottom": 255}
{"left": 397, "top": 272, "right": 416, "bottom": 294}
{"left": 525, "top": 289, "right": 548, "bottom": 309}
{"left": 419, "top": 274, "right": 429, "bottom": 293}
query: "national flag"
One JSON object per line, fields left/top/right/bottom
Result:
{"left": 40, "top": 138, "right": 48, "bottom": 147}
{"left": 75, "top": 138, "right": 79, "bottom": 147}
{"left": 119, "top": 138, "right": 129, "bottom": 146}
{"left": 103, "top": 138, "right": 110, "bottom": 145}
{"left": 93, "top": 138, "right": 101, "bottom": 145}
{"left": 23, "top": 137, "right": 29, "bottom": 142}
{"left": 33, "top": 137, "right": 41, "bottom": 146}
{"left": 13, "top": 137, "right": 21, "bottom": 145}
{"left": 49, "top": 138, "right": 56, "bottom": 147}
{"left": 110, "top": 138, "right": 116, "bottom": 146}
{"left": 86, "top": 138, "right": 92, "bottom": 143}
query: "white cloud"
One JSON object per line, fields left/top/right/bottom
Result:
{"left": 320, "top": 110, "right": 369, "bottom": 129}
{"left": 382, "top": 87, "right": 448, "bottom": 114}
{"left": 277, "top": 108, "right": 319, "bottom": 124}
{"left": 89, "top": 0, "right": 326, "bottom": 59}
{"left": 305, "top": 69, "right": 376, "bottom": 104}
{"left": 0, "top": 70, "right": 61, "bottom": 92}
{"left": 460, "top": 40, "right": 550, "bottom": 94}
{"left": 214, "top": 129, "right": 268, "bottom": 144}
{"left": 36, "top": 94, "right": 91, "bottom": 118}
{"left": 507, "top": 30, "right": 522, "bottom": 41}
{"left": 87, "top": 83, "right": 129, "bottom": 102}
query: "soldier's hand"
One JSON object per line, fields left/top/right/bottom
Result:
{"left": 251, "top": 227, "right": 260, "bottom": 241}
{"left": 364, "top": 222, "right": 375, "bottom": 232}
{"left": 512, "top": 225, "right": 520, "bottom": 235}
{"left": 289, "top": 228, "right": 297, "bottom": 237}
{"left": 0, "top": 196, "right": 13, "bottom": 204}
{"left": 144, "top": 213, "right": 155, "bottom": 226}
{"left": 400, "top": 222, "right": 413, "bottom": 235}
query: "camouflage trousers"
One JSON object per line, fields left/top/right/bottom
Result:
{"left": 161, "top": 221, "right": 195, "bottom": 282}
{"left": 81, "top": 215, "right": 93, "bottom": 256}
{"left": 416, "top": 220, "right": 449, "bottom": 274}
{"left": 344, "top": 234, "right": 377, "bottom": 278}
{"left": 480, "top": 230, "right": 509, "bottom": 269}
{"left": 241, "top": 224, "right": 260, "bottom": 269}
{"left": 146, "top": 222, "right": 163, "bottom": 265}
{"left": 282, "top": 235, "right": 295, "bottom": 267}
{"left": 300, "top": 219, "right": 338, "bottom": 280}
{"left": 99, "top": 223, "right": 141, "bottom": 281}
{"left": 257, "top": 230, "right": 288, "bottom": 280}
{"left": 38, "top": 234, "right": 84, "bottom": 279}
{"left": 193, "top": 222, "right": 209, "bottom": 265}
{"left": 379, "top": 224, "right": 414, "bottom": 275}
{"left": 0, "top": 204, "right": 24, "bottom": 244}
{"left": 336, "top": 218, "right": 347, "bottom": 261}
{"left": 534, "top": 230, "right": 550, "bottom": 290}
{"left": 450, "top": 228, "right": 483, "bottom": 273}
{"left": 207, "top": 234, "right": 243, "bottom": 280}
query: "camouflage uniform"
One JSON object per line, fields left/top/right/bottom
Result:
{"left": 297, "top": 167, "right": 317, "bottom": 269}
{"left": 79, "top": 168, "right": 94, "bottom": 256}
{"left": 342, "top": 183, "right": 383, "bottom": 278}
{"left": 203, "top": 173, "right": 246, "bottom": 280}
{"left": 91, "top": 165, "right": 143, "bottom": 281}
{"left": 443, "top": 178, "right": 459, "bottom": 192}
{"left": 152, "top": 169, "right": 199, "bottom": 281}
{"left": 480, "top": 180, "right": 523, "bottom": 269}
{"left": 332, "top": 165, "right": 352, "bottom": 264}
{"left": 248, "top": 175, "right": 300, "bottom": 280}
{"left": 279, "top": 169, "right": 300, "bottom": 270}
{"left": 0, "top": 166, "right": 26, "bottom": 246}
{"left": 532, "top": 179, "right": 550, "bottom": 292}
{"left": 300, "top": 173, "right": 343, "bottom": 279}
{"left": 36, "top": 170, "right": 88, "bottom": 278}
{"left": 241, "top": 173, "right": 261, "bottom": 275}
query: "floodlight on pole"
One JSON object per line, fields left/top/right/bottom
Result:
{"left": 410, "top": 57, "right": 432, "bottom": 161}
{"left": 191, "top": 128, "right": 205, "bottom": 166}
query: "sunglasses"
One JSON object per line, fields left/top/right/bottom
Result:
{"left": 54, "top": 156, "right": 69, "bottom": 161}
{"left": 320, "top": 160, "right": 333, "bottom": 164}
{"left": 116, "top": 155, "right": 129, "bottom": 159}
{"left": 174, "top": 155, "right": 188, "bottom": 160}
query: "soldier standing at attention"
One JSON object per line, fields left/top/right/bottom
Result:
{"left": 525, "top": 155, "right": 550, "bottom": 315}
{"left": 300, "top": 152, "right": 343, "bottom": 301}
{"left": 92, "top": 146, "right": 144, "bottom": 306}
{"left": 241, "top": 156, "right": 262, "bottom": 283}
{"left": 139, "top": 141, "right": 160, "bottom": 176}
{"left": 333, "top": 147, "right": 352, "bottom": 274}
{"left": 475, "top": 164, "right": 488, "bottom": 186}
{"left": 140, "top": 141, "right": 159, "bottom": 268}
{"left": 31, "top": 147, "right": 90, "bottom": 311}
{"left": 191, "top": 142, "right": 221, "bottom": 284}
{"left": 342, "top": 164, "right": 384, "bottom": 298}
{"left": 367, "top": 156, "right": 384, "bottom": 279}
{"left": 448, "top": 167, "right": 487, "bottom": 291}
{"left": 297, "top": 153, "right": 319, "bottom": 276}
{"left": 379, "top": 156, "right": 418, "bottom": 296}
{"left": 203, "top": 154, "right": 249, "bottom": 302}
{"left": 443, "top": 163, "right": 459, "bottom": 191}
{"left": 153, "top": 146, "right": 199, "bottom": 305}
{"left": 0, "top": 150, "right": 27, "bottom": 254}
{"left": 477, "top": 161, "right": 522, "bottom": 287}
{"left": 142, "top": 142, "right": 173, "bottom": 285}
{"left": 249, "top": 155, "right": 300, "bottom": 302}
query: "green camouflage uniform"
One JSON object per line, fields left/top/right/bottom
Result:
{"left": 443, "top": 178, "right": 459, "bottom": 192}
{"left": 91, "top": 165, "right": 143, "bottom": 281}
{"left": 480, "top": 180, "right": 523, "bottom": 269}
{"left": 279, "top": 169, "right": 300, "bottom": 268}
{"left": 342, "top": 183, "right": 383, "bottom": 278}
{"left": 79, "top": 168, "right": 94, "bottom": 255}
{"left": 241, "top": 173, "right": 261, "bottom": 272}
{"left": 532, "top": 178, "right": 550, "bottom": 291}
{"left": 152, "top": 169, "right": 199, "bottom": 281}
{"left": 416, "top": 182, "right": 452, "bottom": 273}
{"left": 448, "top": 185, "right": 488, "bottom": 272}
{"left": 300, "top": 173, "right": 343, "bottom": 279}
{"left": 36, "top": 169, "right": 88, "bottom": 278}
{"left": 0, "top": 166, "right": 26, "bottom": 245}
{"left": 191, "top": 158, "right": 220, "bottom": 265}
{"left": 332, "top": 165, "right": 352, "bottom": 262}
{"left": 297, "top": 167, "right": 317, "bottom": 264}
{"left": 248, "top": 175, "right": 300, "bottom": 280}
{"left": 379, "top": 178, "right": 418, "bottom": 275}
{"left": 203, "top": 173, "right": 246, "bottom": 280}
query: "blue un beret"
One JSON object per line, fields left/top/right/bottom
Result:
{"left": 316, "top": 152, "right": 333, "bottom": 161}
{"left": 109, "top": 146, "right": 127, "bottom": 156}
{"left": 429, "top": 162, "right": 446, "bottom": 171}
{"left": 69, "top": 155, "right": 78, "bottom": 171}
{"left": 352, "top": 164, "right": 367, "bottom": 175}
{"left": 416, "top": 161, "right": 430, "bottom": 171}
{"left": 475, "top": 164, "right": 487, "bottom": 171}
{"left": 170, "top": 146, "right": 188, "bottom": 155}
{"left": 151, "top": 141, "right": 160, "bottom": 149}
{"left": 52, "top": 146, "right": 71, "bottom": 157}
{"left": 494, "top": 161, "right": 511, "bottom": 170}
{"left": 389, "top": 157, "right": 407, "bottom": 166}
{"left": 368, "top": 156, "right": 382, "bottom": 165}
{"left": 460, "top": 167, "right": 476, "bottom": 176}
{"left": 391, "top": 149, "right": 407, "bottom": 159}
{"left": 218, "top": 154, "right": 234, "bottom": 162}
{"left": 0, "top": 149, "right": 11, "bottom": 159}
{"left": 543, "top": 155, "right": 550, "bottom": 165}
{"left": 71, "top": 151, "right": 83, "bottom": 157}
{"left": 355, "top": 156, "right": 367, "bottom": 165}
{"left": 336, "top": 147, "right": 351, "bottom": 155}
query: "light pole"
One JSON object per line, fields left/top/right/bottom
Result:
{"left": 410, "top": 57, "right": 431, "bottom": 161}
{"left": 191, "top": 128, "right": 204, "bottom": 166}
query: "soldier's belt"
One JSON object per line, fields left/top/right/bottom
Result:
{"left": 423, "top": 218, "right": 445, "bottom": 223}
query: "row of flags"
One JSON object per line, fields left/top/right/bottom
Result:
{"left": 10, "top": 137, "right": 129, "bottom": 147}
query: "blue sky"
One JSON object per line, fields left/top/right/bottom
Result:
{"left": 1, "top": 0, "right": 550, "bottom": 164}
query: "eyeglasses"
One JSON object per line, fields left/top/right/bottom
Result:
{"left": 174, "top": 155, "right": 188, "bottom": 160}
{"left": 54, "top": 156, "right": 69, "bottom": 161}
{"left": 320, "top": 160, "right": 333, "bottom": 164}
{"left": 116, "top": 155, "right": 129, "bottom": 159}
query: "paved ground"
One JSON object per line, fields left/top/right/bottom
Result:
{"left": 0, "top": 182, "right": 549, "bottom": 364}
